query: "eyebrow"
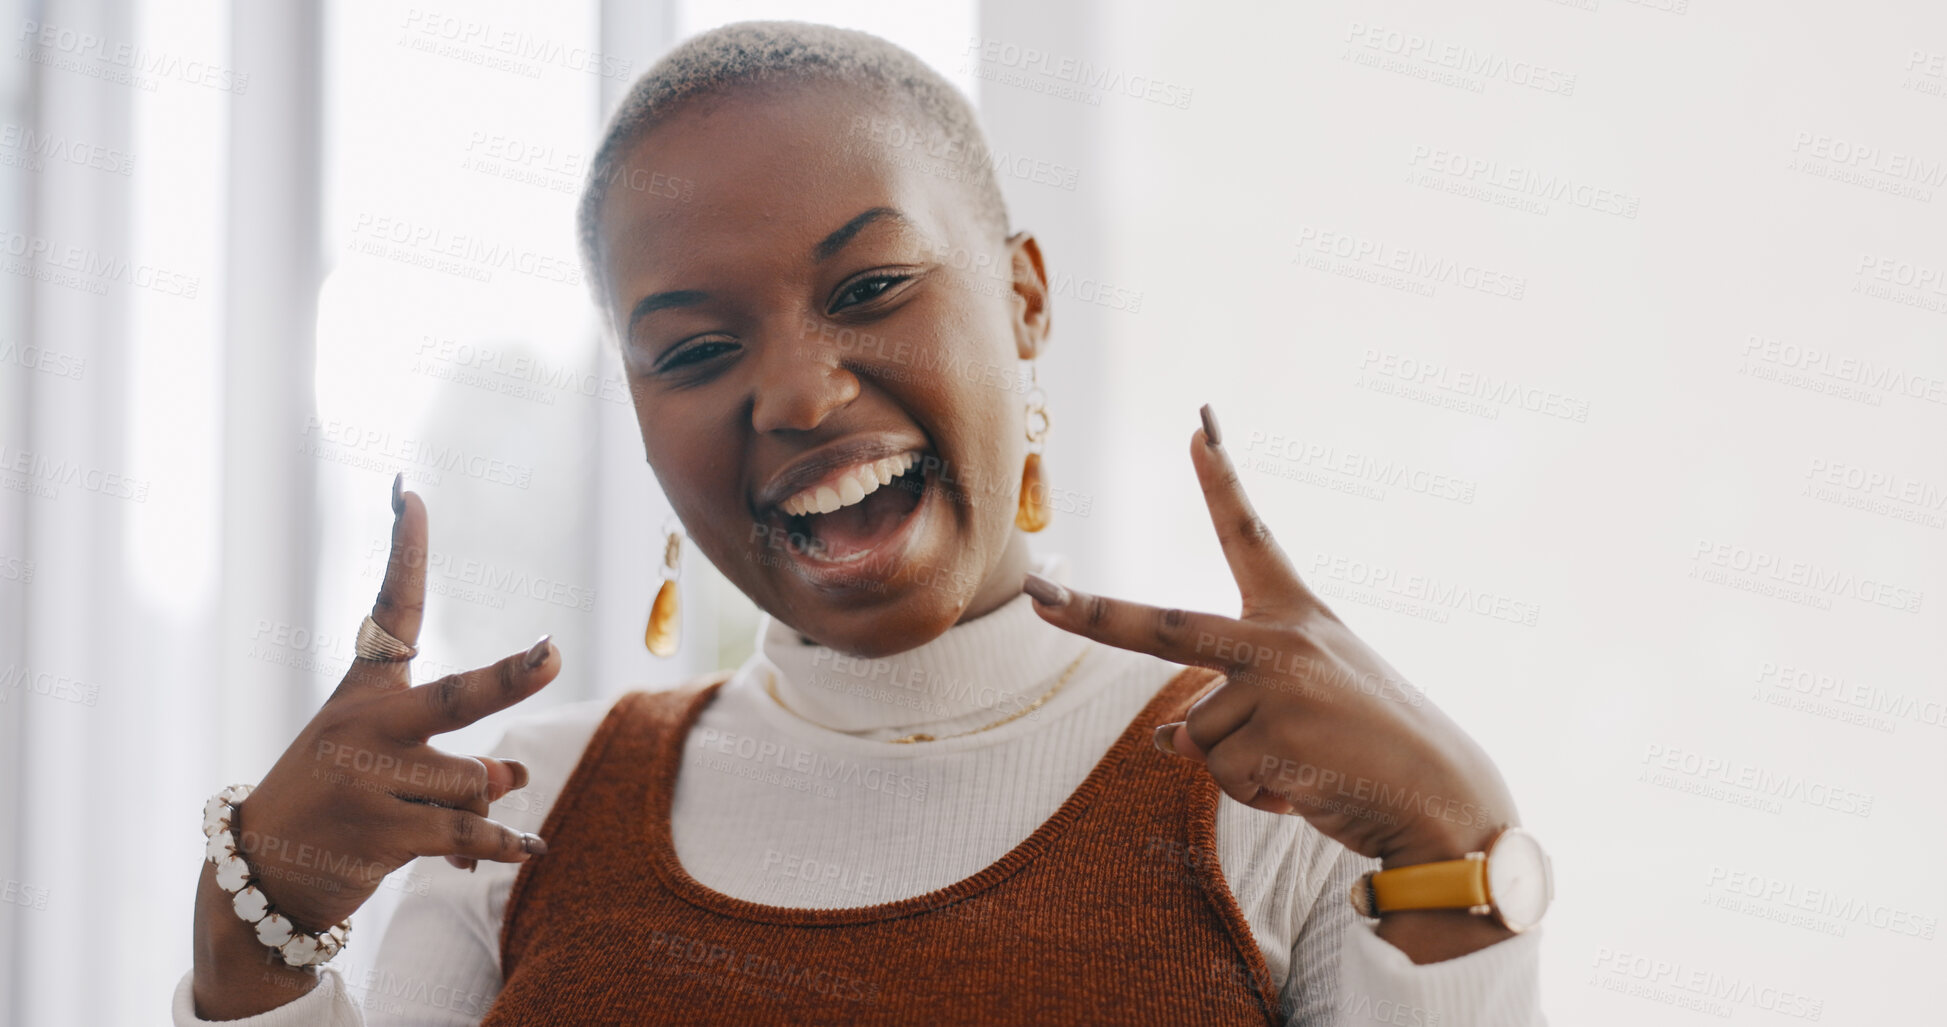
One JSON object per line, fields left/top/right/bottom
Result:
{"left": 625, "top": 207, "right": 913, "bottom": 338}
{"left": 813, "top": 206, "right": 910, "bottom": 262}
{"left": 626, "top": 289, "right": 707, "bottom": 338}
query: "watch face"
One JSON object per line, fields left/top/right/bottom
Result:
{"left": 1486, "top": 828, "right": 1552, "bottom": 932}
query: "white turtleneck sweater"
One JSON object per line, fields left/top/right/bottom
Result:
{"left": 174, "top": 555, "right": 1547, "bottom": 1026}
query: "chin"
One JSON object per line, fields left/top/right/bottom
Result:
{"left": 795, "top": 595, "right": 968, "bottom": 659}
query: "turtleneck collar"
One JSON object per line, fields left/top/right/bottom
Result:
{"left": 756, "top": 553, "right": 1087, "bottom": 740}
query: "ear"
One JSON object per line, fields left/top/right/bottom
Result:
{"left": 1005, "top": 231, "right": 1052, "bottom": 361}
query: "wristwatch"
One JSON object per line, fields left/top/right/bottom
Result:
{"left": 1349, "top": 826, "right": 1554, "bottom": 933}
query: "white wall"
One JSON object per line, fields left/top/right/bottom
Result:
{"left": 983, "top": 0, "right": 1943, "bottom": 1022}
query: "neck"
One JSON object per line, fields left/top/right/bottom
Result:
{"left": 759, "top": 548, "right": 1083, "bottom": 739}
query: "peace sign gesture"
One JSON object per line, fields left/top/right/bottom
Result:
{"left": 193, "top": 477, "right": 560, "bottom": 1017}
{"left": 1022, "top": 407, "right": 1524, "bottom": 959}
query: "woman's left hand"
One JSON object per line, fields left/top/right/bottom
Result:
{"left": 1023, "top": 406, "right": 1520, "bottom": 893}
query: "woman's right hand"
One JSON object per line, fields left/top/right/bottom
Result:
{"left": 191, "top": 478, "right": 561, "bottom": 1018}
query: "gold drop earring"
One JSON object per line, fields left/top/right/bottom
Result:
{"left": 1016, "top": 360, "right": 1052, "bottom": 533}
{"left": 644, "top": 517, "right": 682, "bottom": 657}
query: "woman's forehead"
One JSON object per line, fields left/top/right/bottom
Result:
{"left": 596, "top": 91, "right": 966, "bottom": 290}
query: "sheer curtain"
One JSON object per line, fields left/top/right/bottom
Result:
{"left": 0, "top": 0, "right": 656, "bottom": 1021}
{"left": 1, "top": 1, "right": 315, "bottom": 1023}
{"left": 0, "top": 1, "right": 973, "bottom": 1023}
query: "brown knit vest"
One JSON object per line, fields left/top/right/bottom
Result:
{"left": 479, "top": 665, "right": 1281, "bottom": 1026}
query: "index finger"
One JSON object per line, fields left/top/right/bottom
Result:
{"left": 380, "top": 636, "right": 559, "bottom": 741}
{"left": 1021, "top": 577, "right": 1241, "bottom": 675}
{"left": 1193, "top": 404, "right": 1312, "bottom": 614}
{"left": 372, "top": 473, "right": 427, "bottom": 651}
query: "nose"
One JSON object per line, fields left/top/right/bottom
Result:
{"left": 748, "top": 328, "right": 861, "bottom": 434}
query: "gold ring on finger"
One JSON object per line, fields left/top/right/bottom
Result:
{"left": 355, "top": 614, "right": 418, "bottom": 662}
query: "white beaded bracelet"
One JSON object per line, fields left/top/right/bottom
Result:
{"left": 202, "top": 784, "right": 352, "bottom": 967}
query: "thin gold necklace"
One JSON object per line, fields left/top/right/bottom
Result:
{"left": 763, "top": 644, "right": 1091, "bottom": 744}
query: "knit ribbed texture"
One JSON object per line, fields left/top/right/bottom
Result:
{"left": 483, "top": 667, "right": 1279, "bottom": 1025}
{"left": 170, "top": 556, "right": 1548, "bottom": 1026}
{"left": 171, "top": 960, "right": 363, "bottom": 1027}
{"left": 1337, "top": 923, "right": 1545, "bottom": 1024}
{"left": 759, "top": 555, "right": 1091, "bottom": 740}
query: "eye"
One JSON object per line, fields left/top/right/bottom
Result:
{"left": 830, "top": 273, "right": 912, "bottom": 314}
{"left": 655, "top": 338, "right": 738, "bottom": 372}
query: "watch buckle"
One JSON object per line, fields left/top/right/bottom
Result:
{"left": 1349, "top": 872, "right": 1378, "bottom": 918}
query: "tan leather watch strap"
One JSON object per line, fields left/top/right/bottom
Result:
{"left": 1368, "top": 853, "right": 1490, "bottom": 913}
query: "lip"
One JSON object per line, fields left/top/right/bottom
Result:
{"left": 752, "top": 433, "right": 929, "bottom": 515}
{"left": 780, "top": 471, "right": 937, "bottom": 591}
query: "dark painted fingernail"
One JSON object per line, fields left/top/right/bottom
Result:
{"left": 522, "top": 833, "right": 549, "bottom": 856}
{"left": 1152, "top": 723, "right": 1180, "bottom": 756}
{"left": 391, "top": 472, "right": 404, "bottom": 517}
{"left": 505, "top": 759, "right": 529, "bottom": 790}
{"left": 466, "top": 860, "right": 477, "bottom": 873}
{"left": 1199, "top": 404, "right": 1222, "bottom": 447}
{"left": 524, "top": 635, "right": 552, "bottom": 669}
{"left": 1022, "top": 572, "right": 1068, "bottom": 608}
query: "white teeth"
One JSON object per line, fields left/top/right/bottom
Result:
{"left": 780, "top": 452, "right": 920, "bottom": 518}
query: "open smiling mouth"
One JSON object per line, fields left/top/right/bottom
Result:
{"left": 767, "top": 452, "right": 931, "bottom": 566}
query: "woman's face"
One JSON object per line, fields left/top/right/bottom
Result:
{"left": 595, "top": 81, "right": 1050, "bottom": 657}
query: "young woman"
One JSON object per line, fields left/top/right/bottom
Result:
{"left": 178, "top": 22, "right": 1548, "bottom": 1026}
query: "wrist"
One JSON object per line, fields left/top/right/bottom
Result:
{"left": 1373, "top": 909, "right": 1517, "bottom": 964}
{"left": 1362, "top": 822, "right": 1551, "bottom": 964}
{"left": 192, "top": 857, "right": 321, "bottom": 1018}
{"left": 1381, "top": 819, "right": 1508, "bottom": 871}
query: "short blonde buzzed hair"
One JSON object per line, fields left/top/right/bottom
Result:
{"left": 577, "top": 20, "right": 1010, "bottom": 299}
